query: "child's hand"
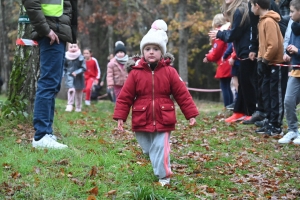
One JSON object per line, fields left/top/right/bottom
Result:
{"left": 118, "top": 119, "right": 124, "bottom": 131}
{"left": 72, "top": 72, "right": 76, "bottom": 77}
{"left": 100, "top": 81, "right": 104, "bottom": 86}
{"left": 189, "top": 118, "right": 196, "bottom": 126}
{"left": 203, "top": 57, "right": 208, "bottom": 63}
{"left": 228, "top": 58, "right": 235, "bottom": 66}
{"left": 249, "top": 52, "right": 256, "bottom": 61}
{"left": 208, "top": 30, "right": 218, "bottom": 40}
{"left": 287, "top": 45, "right": 298, "bottom": 54}
{"left": 283, "top": 54, "right": 291, "bottom": 62}
{"left": 93, "top": 79, "right": 99, "bottom": 85}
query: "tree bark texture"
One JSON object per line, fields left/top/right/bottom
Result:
{"left": 8, "top": 5, "right": 39, "bottom": 114}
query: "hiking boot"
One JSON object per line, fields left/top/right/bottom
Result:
{"left": 242, "top": 111, "right": 265, "bottom": 124}
{"left": 293, "top": 135, "right": 300, "bottom": 144}
{"left": 278, "top": 131, "right": 299, "bottom": 144}
{"left": 255, "top": 118, "right": 268, "bottom": 127}
{"left": 225, "top": 113, "right": 245, "bottom": 123}
{"left": 32, "top": 134, "right": 68, "bottom": 149}
{"left": 225, "top": 102, "right": 235, "bottom": 111}
{"left": 159, "top": 178, "right": 170, "bottom": 186}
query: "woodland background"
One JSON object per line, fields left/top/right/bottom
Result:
{"left": 0, "top": 0, "right": 222, "bottom": 102}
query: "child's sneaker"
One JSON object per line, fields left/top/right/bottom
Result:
{"left": 278, "top": 131, "right": 299, "bottom": 144}
{"left": 266, "top": 126, "right": 283, "bottom": 136}
{"left": 254, "top": 118, "right": 268, "bottom": 127}
{"left": 32, "top": 134, "right": 68, "bottom": 149}
{"left": 293, "top": 135, "right": 300, "bottom": 144}
{"left": 225, "top": 102, "right": 235, "bottom": 111}
{"left": 65, "top": 105, "right": 73, "bottom": 112}
{"left": 85, "top": 100, "right": 91, "bottom": 106}
{"left": 225, "top": 113, "right": 245, "bottom": 123}
{"left": 75, "top": 108, "right": 81, "bottom": 112}
{"left": 159, "top": 178, "right": 170, "bottom": 186}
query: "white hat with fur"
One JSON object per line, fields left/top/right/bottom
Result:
{"left": 140, "top": 19, "right": 168, "bottom": 55}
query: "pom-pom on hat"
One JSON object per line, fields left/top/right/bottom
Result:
{"left": 140, "top": 19, "right": 168, "bottom": 55}
{"left": 114, "top": 41, "right": 127, "bottom": 55}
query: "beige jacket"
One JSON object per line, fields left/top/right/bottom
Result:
{"left": 106, "top": 58, "right": 128, "bottom": 87}
{"left": 257, "top": 11, "right": 284, "bottom": 64}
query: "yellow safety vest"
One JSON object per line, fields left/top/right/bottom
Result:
{"left": 41, "top": 0, "right": 63, "bottom": 17}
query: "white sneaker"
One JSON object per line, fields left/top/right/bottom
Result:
{"left": 65, "top": 105, "right": 73, "bottom": 112}
{"left": 159, "top": 178, "right": 170, "bottom": 186}
{"left": 48, "top": 134, "right": 57, "bottom": 141}
{"left": 32, "top": 134, "right": 68, "bottom": 149}
{"left": 75, "top": 108, "right": 81, "bottom": 112}
{"left": 293, "top": 136, "right": 300, "bottom": 144}
{"left": 278, "top": 131, "right": 299, "bottom": 144}
{"left": 85, "top": 100, "right": 91, "bottom": 106}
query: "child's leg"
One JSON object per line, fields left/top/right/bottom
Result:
{"left": 220, "top": 78, "right": 233, "bottom": 107}
{"left": 232, "top": 76, "right": 238, "bottom": 92}
{"left": 85, "top": 78, "right": 94, "bottom": 101}
{"left": 284, "top": 76, "right": 300, "bottom": 132}
{"left": 135, "top": 131, "right": 172, "bottom": 179}
{"left": 75, "top": 89, "right": 83, "bottom": 110}
{"left": 67, "top": 88, "right": 75, "bottom": 105}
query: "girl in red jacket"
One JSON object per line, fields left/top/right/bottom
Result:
{"left": 203, "top": 13, "right": 233, "bottom": 107}
{"left": 113, "top": 19, "right": 199, "bottom": 186}
{"left": 83, "top": 48, "right": 101, "bottom": 106}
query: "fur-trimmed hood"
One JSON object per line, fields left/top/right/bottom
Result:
{"left": 125, "top": 52, "right": 175, "bottom": 73}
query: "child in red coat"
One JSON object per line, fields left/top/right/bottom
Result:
{"left": 203, "top": 13, "right": 233, "bottom": 107}
{"left": 113, "top": 19, "right": 199, "bottom": 186}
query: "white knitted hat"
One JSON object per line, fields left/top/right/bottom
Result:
{"left": 140, "top": 19, "right": 168, "bottom": 55}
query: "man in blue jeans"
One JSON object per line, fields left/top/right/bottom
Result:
{"left": 23, "top": 0, "right": 78, "bottom": 149}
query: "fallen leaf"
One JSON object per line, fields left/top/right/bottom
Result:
{"left": 87, "top": 186, "right": 98, "bottom": 196}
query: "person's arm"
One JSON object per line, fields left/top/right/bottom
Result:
{"left": 92, "top": 57, "right": 101, "bottom": 80}
{"left": 73, "top": 55, "right": 86, "bottom": 75}
{"left": 205, "top": 39, "right": 226, "bottom": 62}
{"left": 284, "top": 19, "right": 293, "bottom": 53}
{"left": 106, "top": 62, "right": 114, "bottom": 88}
{"left": 223, "top": 43, "right": 233, "bottom": 59}
{"left": 248, "top": 2, "right": 259, "bottom": 54}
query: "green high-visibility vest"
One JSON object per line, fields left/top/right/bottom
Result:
{"left": 41, "top": 0, "right": 63, "bottom": 17}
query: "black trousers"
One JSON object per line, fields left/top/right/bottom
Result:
{"left": 261, "top": 64, "right": 288, "bottom": 127}
{"left": 234, "top": 59, "right": 257, "bottom": 116}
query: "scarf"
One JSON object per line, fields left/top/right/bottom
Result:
{"left": 115, "top": 55, "right": 128, "bottom": 65}
{"left": 65, "top": 49, "right": 81, "bottom": 60}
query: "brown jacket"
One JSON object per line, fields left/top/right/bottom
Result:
{"left": 257, "top": 11, "right": 284, "bottom": 64}
{"left": 106, "top": 58, "right": 128, "bottom": 87}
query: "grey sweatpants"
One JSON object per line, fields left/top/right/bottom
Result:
{"left": 284, "top": 76, "right": 300, "bottom": 132}
{"left": 135, "top": 131, "right": 172, "bottom": 179}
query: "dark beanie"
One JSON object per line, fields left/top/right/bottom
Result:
{"left": 114, "top": 41, "right": 126, "bottom": 55}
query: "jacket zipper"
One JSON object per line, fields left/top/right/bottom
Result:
{"left": 152, "top": 71, "right": 156, "bottom": 126}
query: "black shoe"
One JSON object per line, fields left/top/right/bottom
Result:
{"left": 226, "top": 103, "right": 235, "bottom": 111}
{"left": 254, "top": 118, "right": 268, "bottom": 127}
{"left": 242, "top": 111, "right": 265, "bottom": 124}
{"left": 265, "top": 126, "right": 283, "bottom": 136}
{"left": 255, "top": 125, "right": 268, "bottom": 134}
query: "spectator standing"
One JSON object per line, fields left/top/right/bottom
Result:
{"left": 279, "top": 0, "right": 300, "bottom": 144}
{"left": 23, "top": 0, "right": 78, "bottom": 149}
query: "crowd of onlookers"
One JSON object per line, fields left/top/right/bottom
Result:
{"left": 205, "top": 0, "right": 300, "bottom": 145}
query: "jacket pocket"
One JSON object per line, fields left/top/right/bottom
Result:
{"left": 159, "top": 104, "right": 176, "bottom": 125}
{"left": 132, "top": 105, "right": 148, "bottom": 126}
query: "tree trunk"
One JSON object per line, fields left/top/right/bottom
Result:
{"left": 178, "top": 0, "right": 189, "bottom": 85}
{"left": 8, "top": 5, "right": 39, "bottom": 114}
{"left": 0, "top": 0, "right": 11, "bottom": 93}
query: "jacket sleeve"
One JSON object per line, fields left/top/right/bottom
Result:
{"left": 22, "top": 0, "right": 51, "bottom": 37}
{"left": 92, "top": 57, "right": 101, "bottom": 79}
{"left": 217, "top": 9, "right": 246, "bottom": 43}
{"left": 223, "top": 43, "right": 233, "bottom": 59}
{"left": 113, "top": 71, "right": 136, "bottom": 121}
{"left": 168, "top": 68, "right": 199, "bottom": 120}
{"left": 248, "top": 2, "right": 259, "bottom": 54}
{"left": 106, "top": 62, "right": 114, "bottom": 87}
{"left": 206, "top": 39, "right": 226, "bottom": 62}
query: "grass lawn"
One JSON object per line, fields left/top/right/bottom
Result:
{"left": 0, "top": 94, "right": 299, "bottom": 199}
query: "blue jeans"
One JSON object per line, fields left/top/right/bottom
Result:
{"left": 220, "top": 77, "right": 233, "bottom": 107}
{"left": 34, "top": 37, "right": 66, "bottom": 140}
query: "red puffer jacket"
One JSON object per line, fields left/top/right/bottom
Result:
{"left": 113, "top": 57, "right": 199, "bottom": 132}
{"left": 206, "top": 30, "right": 232, "bottom": 79}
